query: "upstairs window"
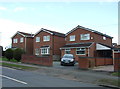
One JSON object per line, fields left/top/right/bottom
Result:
{"left": 13, "top": 38, "right": 18, "bottom": 43}
{"left": 20, "top": 37, "right": 24, "bottom": 43}
{"left": 70, "top": 35, "right": 75, "bottom": 41}
{"left": 103, "top": 36, "right": 106, "bottom": 40}
{"left": 80, "top": 34, "right": 90, "bottom": 40}
{"left": 76, "top": 48, "right": 86, "bottom": 55}
{"left": 65, "top": 48, "right": 71, "bottom": 54}
{"left": 43, "top": 35, "right": 50, "bottom": 41}
{"left": 36, "top": 37, "right": 40, "bottom": 42}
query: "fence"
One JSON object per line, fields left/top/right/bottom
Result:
{"left": 78, "top": 57, "right": 113, "bottom": 69}
{"left": 21, "top": 54, "right": 53, "bottom": 66}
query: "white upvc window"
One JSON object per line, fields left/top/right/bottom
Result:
{"left": 76, "top": 48, "right": 86, "bottom": 55}
{"left": 80, "top": 34, "right": 90, "bottom": 40}
{"left": 35, "top": 48, "right": 40, "bottom": 56}
{"left": 20, "top": 37, "right": 24, "bottom": 43}
{"left": 65, "top": 48, "right": 71, "bottom": 54}
{"left": 36, "top": 37, "right": 40, "bottom": 42}
{"left": 43, "top": 35, "right": 50, "bottom": 41}
{"left": 103, "top": 36, "right": 106, "bottom": 40}
{"left": 70, "top": 35, "right": 75, "bottom": 41}
{"left": 41, "top": 48, "right": 50, "bottom": 55}
{"left": 13, "top": 38, "right": 18, "bottom": 43}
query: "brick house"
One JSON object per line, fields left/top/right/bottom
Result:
{"left": 60, "top": 25, "right": 113, "bottom": 61}
{"left": 33, "top": 28, "right": 65, "bottom": 60}
{"left": 11, "top": 31, "right": 34, "bottom": 55}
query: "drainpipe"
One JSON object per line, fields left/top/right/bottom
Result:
{"left": 112, "top": 49, "right": 114, "bottom": 65}
{"left": 88, "top": 47, "right": 90, "bottom": 57}
{"left": 25, "top": 37, "right": 27, "bottom": 53}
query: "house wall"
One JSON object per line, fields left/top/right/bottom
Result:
{"left": 33, "top": 31, "right": 53, "bottom": 56}
{"left": 12, "top": 34, "right": 25, "bottom": 50}
{"left": 66, "top": 28, "right": 112, "bottom": 46}
{"left": 12, "top": 34, "right": 33, "bottom": 55}
{"left": 61, "top": 48, "right": 89, "bottom": 61}
{"left": 114, "top": 52, "right": 120, "bottom": 71}
{"left": 26, "top": 37, "right": 33, "bottom": 55}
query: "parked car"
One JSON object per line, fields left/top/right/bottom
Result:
{"left": 61, "top": 54, "right": 75, "bottom": 66}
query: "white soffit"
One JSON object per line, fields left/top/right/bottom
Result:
{"left": 96, "top": 43, "right": 111, "bottom": 50}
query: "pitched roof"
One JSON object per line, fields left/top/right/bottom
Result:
{"left": 60, "top": 42, "right": 93, "bottom": 49}
{"left": 12, "top": 31, "right": 34, "bottom": 38}
{"left": 66, "top": 25, "right": 113, "bottom": 39}
{"left": 34, "top": 28, "right": 65, "bottom": 37}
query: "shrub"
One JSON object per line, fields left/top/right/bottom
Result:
{"left": 13, "top": 48, "right": 25, "bottom": 62}
{"left": 5, "top": 48, "right": 13, "bottom": 60}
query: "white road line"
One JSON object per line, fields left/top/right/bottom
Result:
{"left": 0, "top": 75, "right": 27, "bottom": 85}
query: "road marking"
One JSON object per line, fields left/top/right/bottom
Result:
{"left": 0, "top": 74, "right": 27, "bottom": 85}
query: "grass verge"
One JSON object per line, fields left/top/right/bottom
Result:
{"left": 0, "top": 58, "right": 18, "bottom": 62}
{"left": 0, "top": 62, "right": 38, "bottom": 70}
{"left": 111, "top": 72, "right": 120, "bottom": 77}
{"left": 98, "top": 79, "right": 120, "bottom": 87}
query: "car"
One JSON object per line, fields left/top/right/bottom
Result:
{"left": 61, "top": 54, "right": 75, "bottom": 66}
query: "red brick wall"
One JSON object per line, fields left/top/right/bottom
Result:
{"left": 33, "top": 31, "right": 53, "bottom": 56}
{"left": 66, "top": 28, "right": 112, "bottom": 46}
{"left": 26, "top": 37, "right": 33, "bottom": 55}
{"left": 21, "top": 54, "right": 53, "bottom": 66}
{"left": 12, "top": 34, "right": 33, "bottom": 55}
{"left": 12, "top": 34, "right": 25, "bottom": 49}
{"left": 78, "top": 57, "right": 113, "bottom": 69}
{"left": 114, "top": 53, "right": 120, "bottom": 71}
{"left": 53, "top": 35, "right": 65, "bottom": 55}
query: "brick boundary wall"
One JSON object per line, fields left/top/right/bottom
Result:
{"left": 78, "top": 57, "right": 113, "bottom": 69}
{"left": 114, "top": 53, "right": 120, "bottom": 72}
{"left": 21, "top": 54, "right": 53, "bottom": 66}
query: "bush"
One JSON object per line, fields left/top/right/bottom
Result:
{"left": 5, "top": 48, "right": 13, "bottom": 60}
{"left": 13, "top": 48, "right": 25, "bottom": 62}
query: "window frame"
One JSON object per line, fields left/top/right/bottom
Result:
{"left": 76, "top": 48, "right": 86, "bottom": 55}
{"left": 65, "top": 48, "right": 71, "bottom": 54}
{"left": 69, "top": 35, "right": 75, "bottom": 41}
{"left": 80, "top": 34, "right": 90, "bottom": 40}
{"left": 103, "top": 36, "right": 106, "bottom": 40}
{"left": 36, "top": 37, "right": 40, "bottom": 42}
{"left": 35, "top": 48, "right": 40, "bottom": 56}
{"left": 41, "top": 48, "right": 50, "bottom": 55}
{"left": 43, "top": 35, "right": 50, "bottom": 42}
{"left": 20, "top": 37, "right": 24, "bottom": 43}
{"left": 13, "top": 38, "right": 18, "bottom": 43}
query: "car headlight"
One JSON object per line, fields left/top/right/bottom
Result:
{"left": 70, "top": 59, "right": 74, "bottom": 62}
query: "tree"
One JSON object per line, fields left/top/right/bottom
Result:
{"left": 5, "top": 48, "right": 13, "bottom": 60}
{"left": 13, "top": 48, "right": 25, "bottom": 62}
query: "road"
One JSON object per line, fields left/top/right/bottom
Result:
{"left": 1, "top": 66, "right": 105, "bottom": 88}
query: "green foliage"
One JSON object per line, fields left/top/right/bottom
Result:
{"left": 13, "top": 48, "right": 25, "bottom": 62}
{"left": 5, "top": 48, "right": 13, "bottom": 60}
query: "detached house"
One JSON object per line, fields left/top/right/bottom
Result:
{"left": 60, "top": 25, "right": 113, "bottom": 61}
{"left": 33, "top": 28, "right": 65, "bottom": 60}
{"left": 12, "top": 31, "right": 34, "bottom": 55}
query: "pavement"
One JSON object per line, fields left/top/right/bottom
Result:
{"left": 0, "top": 61, "right": 119, "bottom": 88}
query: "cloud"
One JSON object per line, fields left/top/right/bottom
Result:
{"left": 0, "top": 6, "right": 7, "bottom": 11}
{"left": 13, "top": 7, "right": 26, "bottom": 12}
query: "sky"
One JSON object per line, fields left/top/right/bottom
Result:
{"left": 0, "top": 0, "right": 119, "bottom": 50}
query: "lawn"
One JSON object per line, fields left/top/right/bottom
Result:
{"left": 111, "top": 72, "right": 120, "bottom": 77}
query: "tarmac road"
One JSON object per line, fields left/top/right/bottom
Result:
{"left": 1, "top": 66, "right": 105, "bottom": 88}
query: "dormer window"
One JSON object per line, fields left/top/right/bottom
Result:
{"left": 103, "top": 36, "right": 106, "bottom": 40}
{"left": 80, "top": 34, "right": 90, "bottom": 40}
{"left": 70, "top": 35, "right": 75, "bottom": 41}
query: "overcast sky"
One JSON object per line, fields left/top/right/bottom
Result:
{"left": 0, "top": 0, "right": 118, "bottom": 50}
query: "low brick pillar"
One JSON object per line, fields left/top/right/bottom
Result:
{"left": 78, "top": 57, "right": 89, "bottom": 69}
{"left": 114, "top": 53, "right": 120, "bottom": 72}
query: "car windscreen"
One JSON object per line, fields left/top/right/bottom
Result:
{"left": 63, "top": 55, "right": 73, "bottom": 58}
